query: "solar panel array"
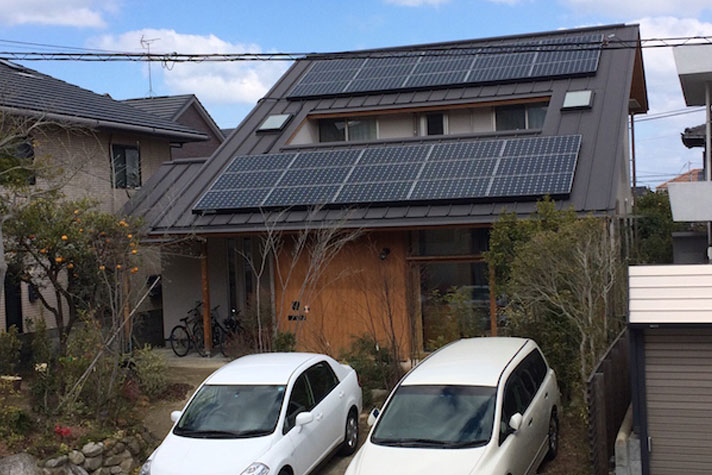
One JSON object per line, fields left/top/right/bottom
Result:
{"left": 193, "top": 135, "right": 582, "bottom": 212}
{"left": 288, "top": 34, "right": 602, "bottom": 98}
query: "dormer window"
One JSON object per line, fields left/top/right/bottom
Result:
{"left": 426, "top": 113, "right": 445, "bottom": 136}
{"left": 318, "top": 118, "right": 377, "bottom": 143}
{"left": 495, "top": 102, "right": 548, "bottom": 131}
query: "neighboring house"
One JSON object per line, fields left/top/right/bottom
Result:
{"left": 126, "top": 24, "right": 648, "bottom": 356}
{"left": 656, "top": 167, "right": 703, "bottom": 191}
{"left": 0, "top": 60, "right": 208, "bottom": 334}
{"left": 122, "top": 94, "right": 225, "bottom": 159}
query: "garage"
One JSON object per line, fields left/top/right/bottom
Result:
{"left": 629, "top": 265, "right": 712, "bottom": 475}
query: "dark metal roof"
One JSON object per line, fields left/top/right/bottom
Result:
{"left": 122, "top": 94, "right": 195, "bottom": 120}
{"left": 126, "top": 24, "right": 645, "bottom": 236}
{"left": 0, "top": 61, "right": 207, "bottom": 142}
{"left": 682, "top": 124, "right": 706, "bottom": 149}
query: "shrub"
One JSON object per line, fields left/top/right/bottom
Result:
{"left": 272, "top": 331, "right": 296, "bottom": 352}
{"left": 130, "top": 345, "right": 168, "bottom": 400}
{"left": 0, "top": 380, "right": 32, "bottom": 444}
{"left": 340, "top": 335, "right": 402, "bottom": 408}
{"left": 0, "top": 325, "right": 22, "bottom": 375}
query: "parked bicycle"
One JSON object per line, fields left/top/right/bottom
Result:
{"left": 169, "top": 302, "right": 209, "bottom": 357}
{"left": 207, "top": 306, "right": 243, "bottom": 357}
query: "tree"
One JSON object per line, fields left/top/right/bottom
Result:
{"left": 5, "top": 197, "right": 143, "bottom": 347}
{"left": 486, "top": 198, "right": 626, "bottom": 405}
{"left": 632, "top": 190, "right": 687, "bottom": 264}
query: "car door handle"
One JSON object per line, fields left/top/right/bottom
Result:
{"left": 316, "top": 413, "right": 324, "bottom": 421}
{"left": 545, "top": 391, "right": 549, "bottom": 399}
{"left": 339, "top": 391, "right": 344, "bottom": 399}
{"left": 528, "top": 418, "right": 533, "bottom": 427}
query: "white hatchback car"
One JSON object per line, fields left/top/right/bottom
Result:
{"left": 141, "top": 352, "right": 362, "bottom": 475}
{"left": 346, "top": 338, "right": 560, "bottom": 475}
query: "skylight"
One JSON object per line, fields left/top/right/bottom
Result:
{"left": 562, "top": 90, "right": 594, "bottom": 110}
{"left": 258, "top": 114, "right": 292, "bottom": 132}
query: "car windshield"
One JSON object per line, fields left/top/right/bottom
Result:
{"left": 371, "top": 385, "right": 496, "bottom": 448}
{"left": 174, "top": 385, "right": 286, "bottom": 439}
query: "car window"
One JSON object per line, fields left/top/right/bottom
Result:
{"left": 528, "top": 349, "right": 548, "bottom": 387}
{"left": 284, "top": 373, "right": 315, "bottom": 433}
{"left": 306, "top": 361, "right": 339, "bottom": 405}
{"left": 499, "top": 371, "right": 533, "bottom": 444}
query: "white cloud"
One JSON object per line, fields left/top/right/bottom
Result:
{"left": 91, "top": 29, "right": 289, "bottom": 105}
{"left": 560, "top": 0, "right": 711, "bottom": 18}
{"left": 384, "top": 0, "right": 449, "bottom": 6}
{"left": 0, "top": 0, "right": 111, "bottom": 28}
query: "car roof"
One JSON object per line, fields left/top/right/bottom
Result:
{"left": 204, "top": 352, "right": 323, "bottom": 385}
{"left": 402, "top": 337, "right": 531, "bottom": 387}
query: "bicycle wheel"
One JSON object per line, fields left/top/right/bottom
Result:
{"left": 169, "top": 325, "right": 190, "bottom": 357}
{"left": 191, "top": 321, "right": 207, "bottom": 357}
{"left": 212, "top": 324, "right": 225, "bottom": 357}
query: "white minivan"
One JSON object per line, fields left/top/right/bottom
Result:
{"left": 346, "top": 337, "right": 560, "bottom": 475}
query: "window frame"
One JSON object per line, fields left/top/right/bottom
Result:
{"left": 111, "top": 143, "right": 141, "bottom": 189}
{"left": 317, "top": 117, "right": 378, "bottom": 143}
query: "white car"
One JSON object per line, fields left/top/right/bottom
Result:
{"left": 141, "top": 352, "right": 362, "bottom": 475}
{"left": 346, "top": 338, "right": 560, "bottom": 475}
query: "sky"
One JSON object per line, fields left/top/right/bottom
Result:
{"left": 1, "top": 0, "right": 712, "bottom": 189}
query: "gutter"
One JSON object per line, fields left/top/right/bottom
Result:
{"left": 0, "top": 105, "right": 209, "bottom": 142}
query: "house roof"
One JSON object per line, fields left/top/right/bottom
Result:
{"left": 682, "top": 124, "right": 707, "bottom": 149}
{"left": 122, "top": 94, "right": 225, "bottom": 141}
{"left": 0, "top": 61, "right": 208, "bottom": 142}
{"left": 657, "top": 168, "right": 704, "bottom": 191}
{"left": 125, "top": 24, "right": 646, "bottom": 236}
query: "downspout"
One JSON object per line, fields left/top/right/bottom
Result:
{"left": 706, "top": 83, "right": 711, "bottom": 262}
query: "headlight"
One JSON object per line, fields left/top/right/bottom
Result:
{"left": 240, "top": 462, "right": 270, "bottom": 475}
{"left": 138, "top": 459, "right": 152, "bottom": 475}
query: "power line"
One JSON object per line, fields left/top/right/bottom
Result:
{"left": 1, "top": 35, "right": 711, "bottom": 62}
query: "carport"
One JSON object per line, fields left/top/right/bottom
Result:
{"left": 629, "top": 265, "right": 712, "bottom": 475}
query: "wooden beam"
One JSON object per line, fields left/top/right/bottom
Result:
{"left": 201, "top": 240, "right": 212, "bottom": 355}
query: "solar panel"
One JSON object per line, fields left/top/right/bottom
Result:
{"left": 288, "top": 34, "right": 602, "bottom": 98}
{"left": 192, "top": 135, "right": 582, "bottom": 213}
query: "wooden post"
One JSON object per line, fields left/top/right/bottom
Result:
{"left": 201, "top": 240, "right": 212, "bottom": 355}
{"left": 489, "top": 263, "right": 497, "bottom": 336}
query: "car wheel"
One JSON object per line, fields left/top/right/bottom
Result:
{"left": 339, "top": 410, "right": 359, "bottom": 456}
{"left": 546, "top": 412, "right": 558, "bottom": 461}
{"left": 278, "top": 469, "right": 291, "bottom": 475}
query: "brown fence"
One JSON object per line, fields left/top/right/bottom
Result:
{"left": 587, "top": 328, "right": 630, "bottom": 475}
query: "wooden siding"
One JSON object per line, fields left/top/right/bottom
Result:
{"left": 645, "top": 328, "right": 712, "bottom": 474}
{"left": 629, "top": 265, "right": 712, "bottom": 324}
{"left": 274, "top": 231, "right": 413, "bottom": 357}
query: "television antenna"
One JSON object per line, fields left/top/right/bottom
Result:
{"left": 140, "top": 35, "right": 160, "bottom": 97}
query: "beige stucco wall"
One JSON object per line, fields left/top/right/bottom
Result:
{"left": 2, "top": 125, "right": 173, "bottom": 333}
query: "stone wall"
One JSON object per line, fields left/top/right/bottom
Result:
{"left": 38, "top": 428, "right": 155, "bottom": 475}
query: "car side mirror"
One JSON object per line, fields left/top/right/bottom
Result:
{"left": 170, "top": 410, "right": 182, "bottom": 423}
{"left": 367, "top": 408, "right": 380, "bottom": 427}
{"left": 295, "top": 411, "right": 314, "bottom": 430}
{"left": 508, "top": 413, "right": 523, "bottom": 433}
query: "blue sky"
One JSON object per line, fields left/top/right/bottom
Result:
{"left": 2, "top": 0, "right": 712, "bottom": 188}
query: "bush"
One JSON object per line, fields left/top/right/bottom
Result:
{"left": 0, "top": 325, "right": 22, "bottom": 375}
{"left": 272, "top": 331, "right": 296, "bottom": 352}
{"left": 0, "top": 380, "right": 32, "bottom": 445}
{"left": 340, "top": 335, "right": 402, "bottom": 408}
{"left": 130, "top": 345, "right": 168, "bottom": 400}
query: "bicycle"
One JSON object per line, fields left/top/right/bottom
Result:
{"left": 169, "top": 302, "right": 208, "bottom": 357}
{"left": 204, "top": 306, "right": 243, "bottom": 357}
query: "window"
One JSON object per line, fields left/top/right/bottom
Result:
{"left": 0, "top": 139, "right": 35, "bottom": 186}
{"left": 318, "top": 118, "right": 377, "bottom": 142}
{"left": 111, "top": 144, "right": 141, "bottom": 189}
{"left": 284, "top": 373, "right": 315, "bottom": 433}
{"left": 306, "top": 361, "right": 339, "bottom": 405}
{"left": 495, "top": 102, "right": 548, "bottom": 131}
{"left": 562, "top": 90, "right": 594, "bottom": 110}
{"left": 525, "top": 350, "right": 548, "bottom": 387}
{"left": 258, "top": 114, "right": 292, "bottom": 132}
{"left": 500, "top": 372, "right": 533, "bottom": 444}
{"left": 426, "top": 113, "right": 445, "bottom": 135}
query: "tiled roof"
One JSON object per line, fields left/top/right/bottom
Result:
{"left": 0, "top": 61, "right": 207, "bottom": 141}
{"left": 657, "top": 168, "right": 704, "bottom": 191}
{"left": 122, "top": 95, "right": 194, "bottom": 120}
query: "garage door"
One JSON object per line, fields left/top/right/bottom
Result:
{"left": 645, "top": 328, "right": 712, "bottom": 475}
